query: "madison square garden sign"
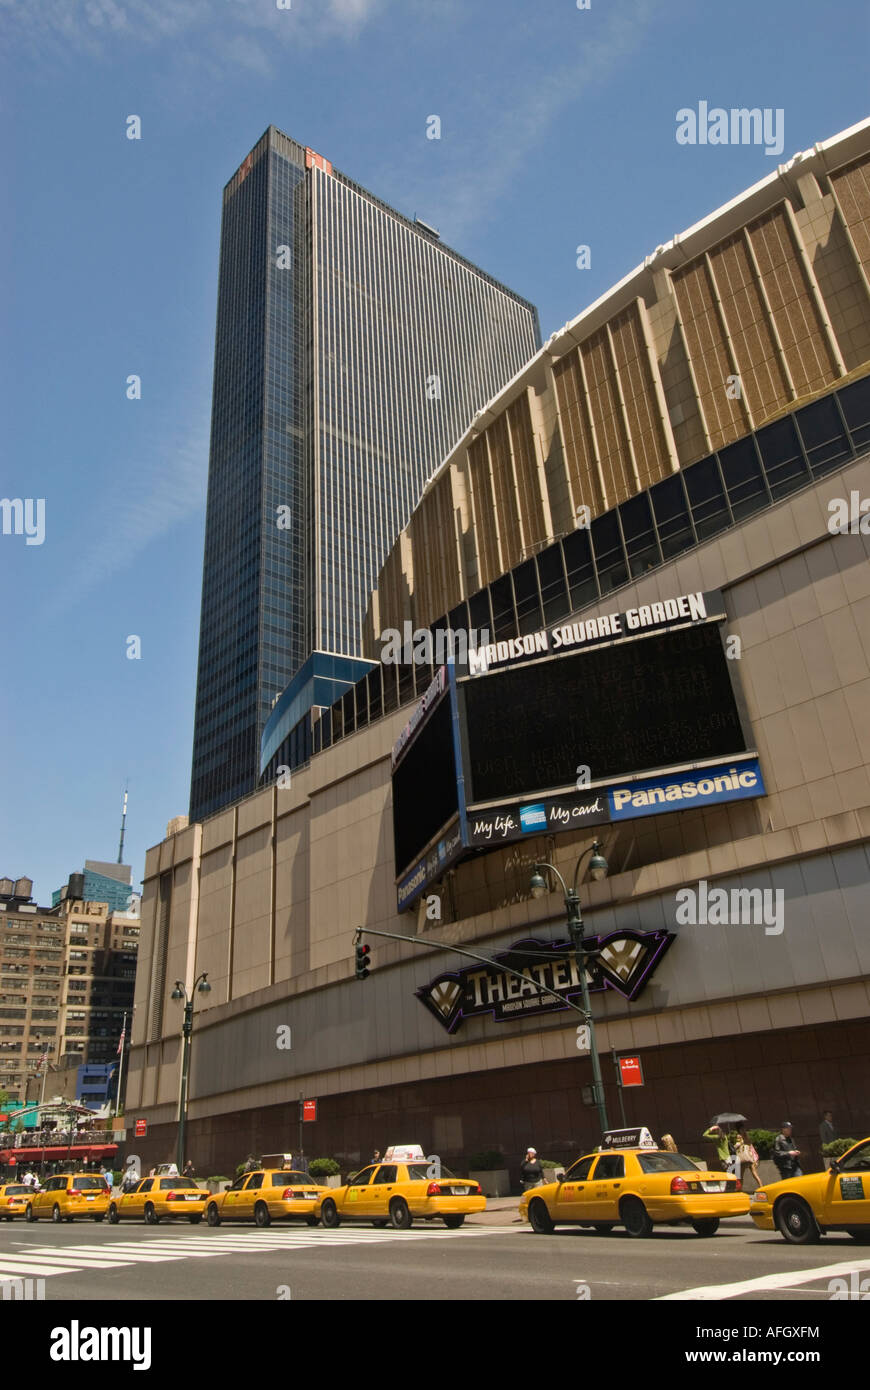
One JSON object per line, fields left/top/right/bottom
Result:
{"left": 390, "top": 589, "right": 766, "bottom": 1026}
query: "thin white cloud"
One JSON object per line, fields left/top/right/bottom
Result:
{"left": 43, "top": 416, "right": 209, "bottom": 620}
{"left": 0, "top": 0, "right": 391, "bottom": 64}
{"left": 377, "top": 0, "right": 656, "bottom": 244}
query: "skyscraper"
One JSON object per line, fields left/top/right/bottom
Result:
{"left": 190, "top": 127, "right": 540, "bottom": 822}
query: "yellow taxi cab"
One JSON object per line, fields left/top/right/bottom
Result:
{"left": 108, "top": 1176, "right": 208, "bottom": 1225}
{"left": 315, "top": 1145, "right": 486, "bottom": 1230}
{"left": 0, "top": 1181, "right": 32, "bottom": 1219}
{"left": 749, "top": 1136, "right": 870, "bottom": 1244}
{"left": 205, "top": 1169, "right": 328, "bottom": 1227}
{"left": 519, "top": 1127, "right": 749, "bottom": 1237}
{"left": 24, "top": 1172, "right": 110, "bottom": 1223}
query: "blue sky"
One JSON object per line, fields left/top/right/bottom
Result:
{"left": 1, "top": 0, "right": 868, "bottom": 904}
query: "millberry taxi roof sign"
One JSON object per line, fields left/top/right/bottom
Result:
{"left": 416, "top": 931, "right": 674, "bottom": 1033}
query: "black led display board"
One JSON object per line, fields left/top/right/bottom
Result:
{"left": 392, "top": 693, "right": 459, "bottom": 878}
{"left": 460, "top": 623, "right": 747, "bottom": 804}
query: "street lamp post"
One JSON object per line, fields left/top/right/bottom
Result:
{"left": 530, "top": 840, "right": 611, "bottom": 1137}
{"left": 170, "top": 975, "right": 211, "bottom": 1173}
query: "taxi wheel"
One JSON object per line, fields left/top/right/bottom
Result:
{"left": 25, "top": 1205, "right": 35, "bottom": 1222}
{"left": 389, "top": 1198, "right": 413, "bottom": 1230}
{"left": 442, "top": 1214, "right": 465, "bottom": 1229}
{"left": 144, "top": 1203, "right": 160, "bottom": 1226}
{"left": 206, "top": 1204, "right": 221, "bottom": 1227}
{"left": 254, "top": 1202, "right": 271, "bottom": 1228}
{"left": 775, "top": 1197, "right": 819, "bottom": 1245}
{"left": 108, "top": 1206, "right": 120, "bottom": 1224}
{"left": 847, "top": 1228, "right": 870, "bottom": 1242}
{"left": 691, "top": 1218, "right": 719, "bottom": 1237}
{"left": 321, "top": 1199, "right": 341, "bottom": 1229}
{"left": 93, "top": 1214, "right": 105, "bottom": 1223}
{"left": 528, "top": 1199, "right": 554, "bottom": 1234}
{"left": 51, "top": 1204, "right": 62, "bottom": 1224}
{"left": 620, "top": 1198, "right": 653, "bottom": 1238}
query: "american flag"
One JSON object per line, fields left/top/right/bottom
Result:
{"left": 117, "top": 1025, "right": 126, "bottom": 1056}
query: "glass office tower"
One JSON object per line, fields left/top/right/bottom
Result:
{"left": 190, "top": 128, "right": 539, "bottom": 822}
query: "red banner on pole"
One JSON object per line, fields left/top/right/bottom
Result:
{"left": 134, "top": 1118, "right": 147, "bottom": 1137}
{"left": 302, "top": 1100, "right": 317, "bottom": 1122}
{"left": 618, "top": 1055, "right": 644, "bottom": 1087}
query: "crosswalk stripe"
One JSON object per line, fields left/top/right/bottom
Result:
{"left": 28, "top": 1246, "right": 185, "bottom": 1263}
{"left": 3, "top": 1224, "right": 513, "bottom": 1283}
{"left": 0, "top": 1259, "right": 100, "bottom": 1277}
{"left": 7, "top": 1253, "right": 130, "bottom": 1267}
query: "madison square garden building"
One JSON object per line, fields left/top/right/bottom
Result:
{"left": 129, "top": 118, "right": 870, "bottom": 1181}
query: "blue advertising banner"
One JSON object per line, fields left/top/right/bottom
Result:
{"left": 607, "top": 757, "right": 765, "bottom": 820}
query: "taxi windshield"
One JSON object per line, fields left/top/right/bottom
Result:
{"left": 839, "top": 1140, "right": 870, "bottom": 1172}
{"left": 158, "top": 1178, "right": 199, "bottom": 1190}
{"left": 71, "top": 1177, "right": 107, "bottom": 1190}
{"left": 406, "top": 1164, "right": 458, "bottom": 1180}
{"left": 269, "top": 1172, "right": 309, "bottom": 1186}
{"left": 637, "top": 1152, "right": 701, "bottom": 1173}
{"left": 3, "top": 1185, "right": 28, "bottom": 1194}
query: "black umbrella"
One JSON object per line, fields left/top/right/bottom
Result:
{"left": 711, "top": 1112, "right": 748, "bottom": 1126}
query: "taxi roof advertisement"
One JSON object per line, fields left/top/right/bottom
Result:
{"left": 393, "top": 589, "right": 765, "bottom": 911}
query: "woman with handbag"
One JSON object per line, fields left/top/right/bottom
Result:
{"left": 735, "top": 1122, "right": 761, "bottom": 1189}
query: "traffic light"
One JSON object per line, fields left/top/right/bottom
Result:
{"left": 355, "top": 941, "right": 371, "bottom": 980}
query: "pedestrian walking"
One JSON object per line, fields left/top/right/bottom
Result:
{"left": 702, "top": 1124, "right": 733, "bottom": 1172}
{"left": 103, "top": 1166, "right": 114, "bottom": 1191}
{"left": 520, "top": 1147, "right": 543, "bottom": 1191}
{"left": 371, "top": 1149, "right": 381, "bottom": 1164}
{"left": 734, "top": 1123, "right": 761, "bottom": 1189}
{"left": 183, "top": 1160, "right": 196, "bottom": 1179}
{"left": 660, "top": 1134, "right": 678, "bottom": 1153}
{"left": 772, "top": 1121, "right": 802, "bottom": 1179}
{"left": 819, "top": 1110, "right": 837, "bottom": 1149}
{"left": 243, "top": 1154, "right": 259, "bottom": 1173}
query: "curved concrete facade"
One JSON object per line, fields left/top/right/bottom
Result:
{"left": 367, "top": 118, "right": 870, "bottom": 644}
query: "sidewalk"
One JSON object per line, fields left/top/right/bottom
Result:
{"left": 468, "top": 1196, "right": 524, "bottom": 1226}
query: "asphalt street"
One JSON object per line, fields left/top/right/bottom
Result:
{"left": 2, "top": 1214, "right": 869, "bottom": 1302}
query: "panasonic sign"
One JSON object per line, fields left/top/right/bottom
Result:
{"left": 608, "top": 759, "right": 764, "bottom": 820}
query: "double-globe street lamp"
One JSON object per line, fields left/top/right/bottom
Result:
{"left": 530, "top": 841, "right": 611, "bottom": 1137}
{"left": 170, "top": 974, "right": 211, "bottom": 1173}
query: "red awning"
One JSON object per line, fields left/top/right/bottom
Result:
{"left": 0, "top": 1144, "right": 118, "bottom": 1163}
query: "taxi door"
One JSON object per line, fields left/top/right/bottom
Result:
{"left": 552, "top": 1156, "right": 596, "bottom": 1220}
{"left": 127, "top": 1177, "right": 153, "bottom": 1217}
{"left": 343, "top": 1164, "right": 376, "bottom": 1217}
{"left": 587, "top": 1154, "right": 626, "bottom": 1219}
{"left": 32, "top": 1176, "right": 57, "bottom": 1216}
{"left": 236, "top": 1172, "right": 263, "bottom": 1219}
{"left": 221, "top": 1174, "right": 249, "bottom": 1218}
{"left": 819, "top": 1141, "right": 870, "bottom": 1228}
{"left": 367, "top": 1164, "right": 399, "bottom": 1217}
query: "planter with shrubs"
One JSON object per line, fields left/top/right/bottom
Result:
{"left": 308, "top": 1158, "right": 342, "bottom": 1188}
{"left": 467, "top": 1150, "right": 510, "bottom": 1197}
{"left": 822, "top": 1139, "right": 858, "bottom": 1161}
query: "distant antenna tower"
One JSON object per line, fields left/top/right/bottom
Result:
{"left": 118, "top": 785, "right": 129, "bottom": 864}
